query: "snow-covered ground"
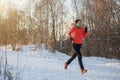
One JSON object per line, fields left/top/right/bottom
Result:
{"left": 0, "top": 45, "right": 120, "bottom": 80}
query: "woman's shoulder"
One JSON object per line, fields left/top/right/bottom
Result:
{"left": 80, "top": 27, "right": 85, "bottom": 29}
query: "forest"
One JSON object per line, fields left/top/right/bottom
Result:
{"left": 0, "top": 0, "right": 120, "bottom": 59}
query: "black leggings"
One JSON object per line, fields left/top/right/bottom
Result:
{"left": 66, "top": 43, "right": 84, "bottom": 69}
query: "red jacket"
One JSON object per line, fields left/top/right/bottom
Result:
{"left": 68, "top": 26, "right": 88, "bottom": 44}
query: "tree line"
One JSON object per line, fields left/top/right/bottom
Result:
{"left": 0, "top": 0, "right": 119, "bottom": 59}
{"left": 82, "top": 0, "right": 120, "bottom": 59}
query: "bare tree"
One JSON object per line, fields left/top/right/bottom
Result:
{"left": 80, "top": 0, "right": 120, "bottom": 59}
{"left": 71, "top": 0, "right": 83, "bottom": 18}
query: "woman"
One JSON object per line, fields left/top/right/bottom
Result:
{"left": 64, "top": 19, "right": 88, "bottom": 74}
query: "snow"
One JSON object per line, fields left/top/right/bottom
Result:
{"left": 0, "top": 45, "right": 120, "bottom": 80}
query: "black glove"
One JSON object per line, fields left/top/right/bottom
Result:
{"left": 85, "top": 27, "right": 87, "bottom": 33}
{"left": 70, "top": 37, "right": 73, "bottom": 41}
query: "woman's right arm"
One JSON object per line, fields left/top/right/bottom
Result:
{"left": 68, "top": 27, "right": 74, "bottom": 38}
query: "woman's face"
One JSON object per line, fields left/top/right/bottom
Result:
{"left": 76, "top": 21, "right": 81, "bottom": 26}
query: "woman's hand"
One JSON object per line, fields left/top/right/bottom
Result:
{"left": 70, "top": 37, "right": 73, "bottom": 41}
{"left": 85, "top": 27, "right": 87, "bottom": 33}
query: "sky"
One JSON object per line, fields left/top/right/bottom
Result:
{"left": 0, "top": 0, "right": 25, "bottom": 9}
{"left": 0, "top": 0, "right": 75, "bottom": 26}
{"left": 0, "top": 0, "right": 71, "bottom": 16}
{"left": 0, "top": 0, "right": 71, "bottom": 10}
{"left": 0, "top": 0, "right": 39, "bottom": 10}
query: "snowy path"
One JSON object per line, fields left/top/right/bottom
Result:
{"left": 0, "top": 45, "right": 120, "bottom": 80}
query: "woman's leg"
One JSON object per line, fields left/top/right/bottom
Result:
{"left": 66, "top": 52, "right": 77, "bottom": 65}
{"left": 73, "top": 44, "right": 84, "bottom": 70}
{"left": 64, "top": 47, "right": 77, "bottom": 69}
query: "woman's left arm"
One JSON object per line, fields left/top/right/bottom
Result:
{"left": 83, "top": 27, "right": 88, "bottom": 38}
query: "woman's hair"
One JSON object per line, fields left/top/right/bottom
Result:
{"left": 75, "top": 19, "right": 82, "bottom": 24}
